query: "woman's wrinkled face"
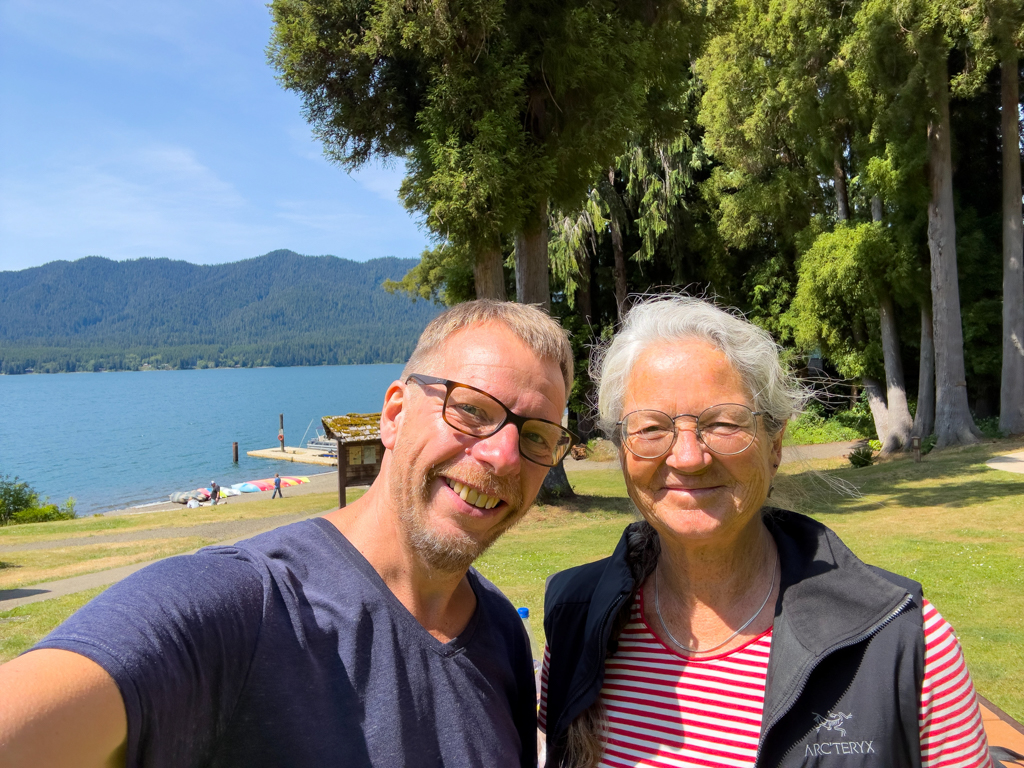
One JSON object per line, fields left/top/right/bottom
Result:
{"left": 619, "top": 339, "right": 782, "bottom": 543}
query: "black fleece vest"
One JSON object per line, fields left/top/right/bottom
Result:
{"left": 542, "top": 511, "right": 925, "bottom": 768}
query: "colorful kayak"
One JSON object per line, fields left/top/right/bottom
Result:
{"left": 248, "top": 476, "right": 310, "bottom": 491}
{"left": 172, "top": 476, "right": 310, "bottom": 502}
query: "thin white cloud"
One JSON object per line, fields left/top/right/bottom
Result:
{"left": 0, "top": 143, "right": 270, "bottom": 266}
{"left": 351, "top": 161, "right": 408, "bottom": 203}
{"left": 2, "top": 0, "right": 197, "bottom": 69}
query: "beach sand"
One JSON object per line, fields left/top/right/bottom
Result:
{"left": 102, "top": 470, "right": 351, "bottom": 517}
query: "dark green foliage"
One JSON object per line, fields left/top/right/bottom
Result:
{"left": 847, "top": 444, "right": 876, "bottom": 468}
{"left": 0, "top": 475, "right": 37, "bottom": 525}
{"left": 0, "top": 477, "right": 74, "bottom": 525}
{"left": 0, "top": 251, "right": 440, "bottom": 374}
{"left": 11, "top": 504, "right": 76, "bottom": 525}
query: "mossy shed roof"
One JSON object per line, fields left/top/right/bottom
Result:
{"left": 321, "top": 413, "right": 382, "bottom": 442}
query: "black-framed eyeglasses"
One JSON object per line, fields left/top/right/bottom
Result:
{"left": 618, "top": 404, "right": 763, "bottom": 459}
{"left": 407, "top": 374, "right": 579, "bottom": 467}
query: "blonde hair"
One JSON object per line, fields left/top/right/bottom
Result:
{"left": 402, "top": 300, "right": 574, "bottom": 394}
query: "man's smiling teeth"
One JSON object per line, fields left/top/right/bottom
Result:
{"left": 446, "top": 479, "right": 500, "bottom": 509}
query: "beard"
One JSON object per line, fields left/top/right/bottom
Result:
{"left": 391, "top": 454, "right": 528, "bottom": 574}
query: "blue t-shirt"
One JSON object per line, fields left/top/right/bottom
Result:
{"left": 35, "top": 518, "right": 538, "bottom": 767}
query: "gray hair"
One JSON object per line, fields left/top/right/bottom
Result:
{"left": 591, "top": 295, "right": 807, "bottom": 439}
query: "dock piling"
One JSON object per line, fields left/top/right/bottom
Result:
{"left": 232, "top": 442, "right": 239, "bottom": 463}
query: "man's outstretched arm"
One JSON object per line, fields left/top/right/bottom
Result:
{"left": 0, "top": 649, "right": 128, "bottom": 768}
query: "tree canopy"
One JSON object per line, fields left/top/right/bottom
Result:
{"left": 270, "top": 0, "right": 1024, "bottom": 444}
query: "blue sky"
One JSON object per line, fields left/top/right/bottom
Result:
{"left": 0, "top": 0, "right": 431, "bottom": 272}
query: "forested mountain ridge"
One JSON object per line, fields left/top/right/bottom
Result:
{"left": 0, "top": 251, "right": 440, "bottom": 373}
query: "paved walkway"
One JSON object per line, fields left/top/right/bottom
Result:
{"left": 980, "top": 696, "right": 1024, "bottom": 759}
{"left": 986, "top": 450, "right": 1024, "bottom": 475}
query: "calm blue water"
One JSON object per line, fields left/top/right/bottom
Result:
{"left": 0, "top": 365, "right": 404, "bottom": 515}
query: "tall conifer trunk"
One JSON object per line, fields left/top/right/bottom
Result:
{"left": 473, "top": 242, "right": 507, "bottom": 300}
{"left": 925, "top": 52, "right": 979, "bottom": 447}
{"left": 877, "top": 289, "right": 913, "bottom": 451}
{"left": 608, "top": 167, "right": 628, "bottom": 320}
{"left": 515, "top": 200, "right": 551, "bottom": 309}
{"left": 913, "top": 303, "right": 936, "bottom": 438}
{"left": 1000, "top": 52, "right": 1024, "bottom": 435}
{"left": 871, "top": 197, "right": 913, "bottom": 452}
{"left": 834, "top": 154, "right": 850, "bottom": 222}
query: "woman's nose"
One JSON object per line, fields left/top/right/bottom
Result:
{"left": 665, "top": 423, "right": 712, "bottom": 470}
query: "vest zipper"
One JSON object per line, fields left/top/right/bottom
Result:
{"left": 556, "top": 588, "right": 631, "bottom": 738}
{"left": 754, "top": 593, "right": 914, "bottom": 767}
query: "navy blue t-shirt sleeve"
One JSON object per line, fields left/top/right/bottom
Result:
{"left": 33, "top": 551, "right": 266, "bottom": 768}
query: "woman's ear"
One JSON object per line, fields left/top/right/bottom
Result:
{"left": 770, "top": 427, "right": 785, "bottom": 474}
{"left": 380, "top": 380, "right": 406, "bottom": 451}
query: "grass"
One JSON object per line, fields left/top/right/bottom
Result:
{"left": 0, "top": 489, "right": 367, "bottom": 589}
{"left": 1, "top": 443, "right": 1022, "bottom": 720}
{"left": 0, "top": 587, "right": 107, "bottom": 662}
{"left": 0, "top": 538, "right": 212, "bottom": 590}
{"left": 0, "top": 490, "right": 363, "bottom": 544}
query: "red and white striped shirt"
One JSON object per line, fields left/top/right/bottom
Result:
{"left": 539, "top": 594, "right": 991, "bottom": 768}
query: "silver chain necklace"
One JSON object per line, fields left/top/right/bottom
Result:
{"left": 654, "top": 548, "right": 778, "bottom": 654}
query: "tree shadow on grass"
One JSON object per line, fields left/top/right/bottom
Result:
{"left": 781, "top": 468, "right": 1024, "bottom": 515}
{"left": 547, "top": 495, "right": 637, "bottom": 517}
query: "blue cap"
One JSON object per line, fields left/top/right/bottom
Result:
{"left": 517, "top": 607, "right": 529, "bottom": 618}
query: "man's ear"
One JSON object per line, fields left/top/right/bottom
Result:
{"left": 380, "top": 380, "right": 406, "bottom": 450}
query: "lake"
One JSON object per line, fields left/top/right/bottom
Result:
{"left": 0, "top": 364, "right": 405, "bottom": 516}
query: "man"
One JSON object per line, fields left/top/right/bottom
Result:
{"left": 271, "top": 473, "right": 283, "bottom": 499}
{"left": 0, "top": 300, "right": 575, "bottom": 768}
{"left": 210, "top": 480, "right": 221, "bottom": 505}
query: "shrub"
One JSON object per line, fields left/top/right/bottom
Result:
{"left": 975, "top": 416, "right": 1004, "bottom": 439}
{"left": 584, "top": 438, "right": 619, "bottom": 462}
{"left": 848, "top": 445, "right": 876, "bottom": 468}
{"left": 786, "top": 403, "right": 876, "bottom": 446}
{"left": 0, "top": 474, "right": 38, "bottom": 525}
{"left": 11, "top": 504, "right": 76, "bottom": 524}
{"left": 0, "top": 477, "right": 76, "bottom": 526}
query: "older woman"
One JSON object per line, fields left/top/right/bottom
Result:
{"left": 539, "top": 296, "right": 991, "bottom": 768}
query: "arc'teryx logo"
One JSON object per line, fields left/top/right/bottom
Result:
{"left": 806, "top": 711, "right": 875, "bottom": 758}
{"left": 814, "top": 712, "right": 853, "bottom": 737}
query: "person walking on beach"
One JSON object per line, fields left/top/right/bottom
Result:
{"left": 271, "top": 473, "right": 283, "bottom": 499}
{"left": 210, "top": 481, "right": 220, "bottom": 506}
{"left": 0, "top": 299, "right": 575, "bottom": 768}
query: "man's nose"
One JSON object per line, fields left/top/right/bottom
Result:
{"left": 470, "top": 422, "right": 522, "bottom": 476}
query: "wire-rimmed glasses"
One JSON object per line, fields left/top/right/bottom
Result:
{"left": 618, "top": 404, "right": 763, "bottom": 458}
{"left": 407, "top": 374, "right": 579, "bottom": 467}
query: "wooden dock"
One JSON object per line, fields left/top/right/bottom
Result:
{"left": 247, "top": 446, "right": 338, "bottom": 466}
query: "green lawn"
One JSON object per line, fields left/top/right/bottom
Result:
{"left": 0, "top": 489, "right": 365, "bottom": 544}
{"left": 0, "top": 489, "right": 367, "bottom": 590}
{"left": 2, "top": 442, "right": 1021, "bottom": 720}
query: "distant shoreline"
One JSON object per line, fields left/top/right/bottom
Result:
{"left": 0, "top": 361, "right": 407, "bottom": 376}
